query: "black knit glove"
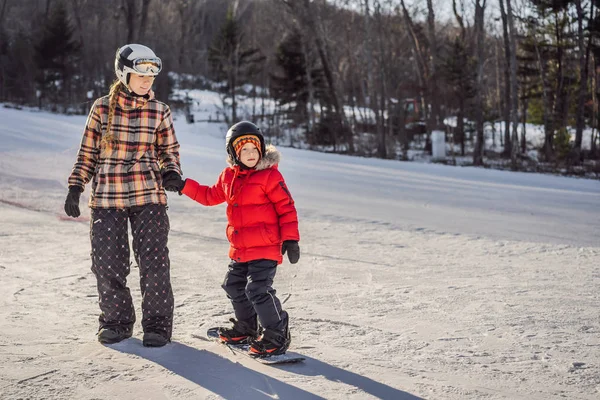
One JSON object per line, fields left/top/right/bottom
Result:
{"left": 64, "top": 186, "right": 83, "bottom": 218}
{"left": 162, "top": 171, "right": 185, "bottom": 192}
{"left": 281, "top": 240, "right": 300, "bottom": 264}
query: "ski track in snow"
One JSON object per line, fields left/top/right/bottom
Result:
{"left": 1, "top": 103, "right": 599, "bottom": 399}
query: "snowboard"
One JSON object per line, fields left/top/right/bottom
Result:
{"left": 206, "top": 327, "right": 305, "bottom": 365}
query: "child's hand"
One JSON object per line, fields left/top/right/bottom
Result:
{"left": 281, "top": 240, "right": 300, "bottom": 264}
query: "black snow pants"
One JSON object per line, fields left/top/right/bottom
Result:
{"left": 222, "top": 259, "right": 288, "bottom": 334}
{"left": 90, "top": 204, "right": 174, "bottom": 339}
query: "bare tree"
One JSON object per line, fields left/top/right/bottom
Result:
{"left": 473, "top": 0, "right": 487, "bottom": 166}
{"left": 0, "top": 0, "right": 9, "bottom": 30}
{"left": 70, "top": 0, "right": 87, "bottom": 48}
{"left": 122, "top": 0, "right": 136, "bottom": 43}
{"left": 505, "top": 0, "right": 519, "bottom": 165}
{"left": 399, "top": 0, "right": 431, "bottom": 144}
{"left": 374, "top": 1, "right": 389, "bottom": 158}
{"left": 498, "top": 0, "right": 512, "bottom": 157}
{"left": 573, "top": 0, "right": 594, "bottom": 160}
{"left": 451, "top": 0, "right": 469, "bottom": 155}
{"left": 138, "top": 0, "right": 152, "bottom": 43}
{"left": 426, "top": 0, "right": 441, "bottom": 131}
{"left": 45, "top": 0, "right": 52, "bottom": 20}
{"left": 280, "top": 0, "right": 353, "bottom": 152}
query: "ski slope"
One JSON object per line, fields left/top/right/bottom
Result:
{"left": 0, "top": 103, "right": 599, "bottom": 399}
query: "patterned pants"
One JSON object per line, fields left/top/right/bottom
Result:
{"left": 90, "top": 204, "right": 173, "bottom": 338}
{"left": 222, "top": 259, "right": 288, "bottom": 334}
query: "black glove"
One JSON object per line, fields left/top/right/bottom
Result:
{"left": 64, "top": 186, "right": 83, "bottom": 218}
{"left": 162, "top": 171, "right": 185, "bottom": 192}
{"left": 281, "top": 240, "right": 300, "bottom": 264}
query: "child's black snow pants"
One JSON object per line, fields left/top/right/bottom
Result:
{"left": 222, "top": 259, "right": 288, "bottom": 334}
{"left": 90, "top": 204, "right": 173, "bottom": 339}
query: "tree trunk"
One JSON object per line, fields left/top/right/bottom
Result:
{"left": 177, "top": 1, "right": 187, "bottom": 70}
{"left": 593, "top": 54, "right": 599, "bottom": 156}
{"left": 122, "top": 0, "right": 136, "bottom": 43}
{"left": 473, "top": 0, "right": 487, "bottom": 166}
{"left": 0, "top": 0, "right": 9, "bottom": 29}
{"left": 363, "top": 0, "right": 381, "bottom": 156}
{"left": 426, "top": 0, "right": 440, "bottom": 131}
{"left": 138, "top": 0, "right": 151, "bottom": 44}
{"left": 70, "top": 0, "right": 86, "bottom": 49}
{"left": 0, "top": 0, "right": 9, "bottom": 101}
{"left": 301, "top": 33, "right": 315, "bottom": 134}
{"left": 498, "top": 0, "right": 512, "bottom": 157}
{"left": 231, "top": 58, "right": 237, "bottom": 123}
{"left": 400, "top": 0, "right": 431, "bottom": 152}
{"left": 375, "top": 2, "right": 387, "bottom": 158}
{"left": 494, "top": 39, "right": 501, "bottom": 150}
{"left": 458, "top": 99, "right": 465, "bottom": 156}
{"left": 283, "top": 0, "right": 351, "bottom": 152}
{"left": 521, "top": 97, "right": 528, "bottom": 154}
{"left": 531, "top": 33, "right": 553, "bottom": 161}
{"left": 363, "top": 0, "right": 373, "bottom": 110}
{"left": 506, "top": 0, "right": 519, "bottom": 166}
{"left": 452, "top": 0, "right": 467, "bottom": 156}
{"left": 574, "top": 0, "right": 586, "bottom": 155}
{"left": 549, "top": 11, "right": 567, "bottom": 161}
{"left": 45, "top": 0, "right": 52, "bottom": 20}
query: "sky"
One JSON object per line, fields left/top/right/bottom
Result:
{"left": 0, "top": 92, "right": 599, "bottom": 399}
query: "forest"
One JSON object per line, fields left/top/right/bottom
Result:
{"left": 1, "top": 0, "right": 599, "bottom": 176}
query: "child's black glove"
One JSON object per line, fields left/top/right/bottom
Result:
{"left": 281, "top": 240, "right": 300, "bottom": 264}
{"left": 162, "top": 171, "right": 185, "bottom": 192}
{"left": 64, "top": 186, "right": 83, "bottom": 218}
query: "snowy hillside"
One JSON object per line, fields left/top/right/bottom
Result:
{"left": 0, "top": 100, "right": 599, "bottom": 399}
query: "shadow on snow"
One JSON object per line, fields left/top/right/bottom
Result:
{"left": 110, "top": 339, "right": 422, "bottom": 400}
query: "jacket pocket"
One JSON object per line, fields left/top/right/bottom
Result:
{"left": 226, "top": 225, "right": 241, "bottom": 248}
{"left": 260, "top": 223, "right": 280, "bottom": 245}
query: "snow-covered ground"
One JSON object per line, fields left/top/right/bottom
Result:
{"left": 1, "top": 100, "right": 599, "bottom": 399}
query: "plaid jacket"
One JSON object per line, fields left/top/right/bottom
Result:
{"left": 68, "top": 90, "right": 182, "bottom": 209}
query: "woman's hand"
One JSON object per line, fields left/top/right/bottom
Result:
{"left": 162, "top": 171, "right": 186, "bottom": 192}
{"left": 64, "top": 186, "right": 83, "bottom": 217}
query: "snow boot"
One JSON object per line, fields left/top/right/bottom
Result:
{"left": 218, "top": 317, "right": 258, "bottom": 344}
{"left": 249, "top": 326, "right": 291, "bottom": 357}
{"left": 143, "top": 330, "right": 170, "bottom": 347}
{"left": 97, "top": 325, "right": 133, "bottom": 344}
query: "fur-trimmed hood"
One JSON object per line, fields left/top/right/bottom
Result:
{"left": 227, "top": 144, "right": 281, "bottom": 171}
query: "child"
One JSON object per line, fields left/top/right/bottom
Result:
{"left": 65, "top": 44, "right": 184, "bottom": 347}
{"left": 171, "top": 121, "right": 300, "bottom": 356}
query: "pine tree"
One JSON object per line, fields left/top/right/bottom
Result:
{"left": 0, "top": 28, "right": 8, "bottom": 101}
{"left": 270, "top": 30, "right": 326, "bottom": 130}
{"left": 209, "top": 6, "right": 265, "bottom": 123}
{"left": 442, "top": 37, "right": 477, "bottom": 156}
{"left": 527, "top": 0, "right": 579, "bottom": 161}
{"left": 517, "top": 27, "right": 548, "bottom": 155}
{"left": 2, "top": 30, "right": 36, "bottom": 104}
{"left": 34, "top": 0, "right": 81, "bottom": 110}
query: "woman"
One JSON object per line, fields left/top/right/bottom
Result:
{"left": 64, "top": 44, "right": 183, "bottom": 347}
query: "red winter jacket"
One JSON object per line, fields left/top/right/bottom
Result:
{"left": 181, "top": 145, "right": 299, "bottom": 264}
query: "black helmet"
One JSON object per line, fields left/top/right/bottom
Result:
{"left": 225, "top": 121, "right": 266, "bottom": 162}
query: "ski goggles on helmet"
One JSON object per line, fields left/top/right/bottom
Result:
{"left": 119, "top": 54, "right": 162, "bottom": 75}
{"left": 132, "top": 58, "right": 162, "bottom": 74}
